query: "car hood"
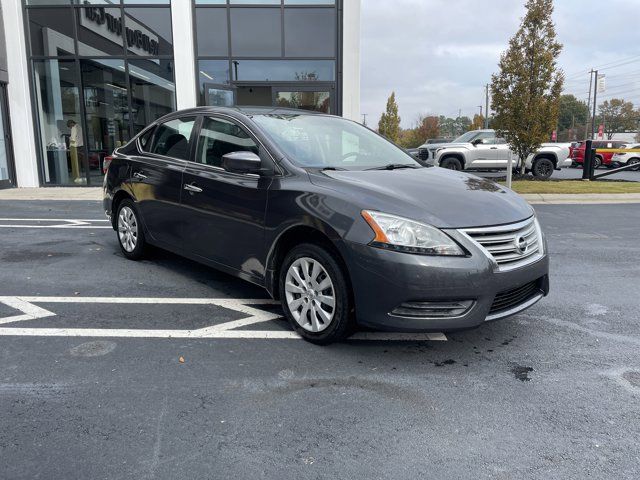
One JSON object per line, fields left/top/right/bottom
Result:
{"left": 423, "top": 142, "right": 470, "bottom": 150}
{"left": 308, "top": 167, "right": 534, "bottom": 229}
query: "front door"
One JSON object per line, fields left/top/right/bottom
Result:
{"left": 130, "top": 116, "right": 197, "bottom": 247}
{"left": 181, "top": 116, "right": 271, "bottom": 280}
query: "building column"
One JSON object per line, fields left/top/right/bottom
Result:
{"left": 341, "top": 0, "right": 361, "bottom": 122}
{"left": 171, "top": 0, "right": 197, "bottom": 110}
{"left": 1, "top": 0, "right": 39, "bottom": 187}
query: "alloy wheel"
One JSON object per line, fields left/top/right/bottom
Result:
{"left": 284, "top": 257, "right": 335, "bottom": 333}
{"left": 629, "top": 158, "right": 639, "bottom": 171}
{"left": 118, "top": 206, "right": 138, "bottom": 253}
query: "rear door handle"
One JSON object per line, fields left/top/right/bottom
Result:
{"left": 490, "top": 147, "right": 498, "bottom": 149}
{"left": 184, "top": 183, "right": 203, "bottom": 193}
{"left": 133, "top": 171, "right": 147, "bottom": 180}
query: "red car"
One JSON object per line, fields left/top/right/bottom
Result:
{"left": 571, "top": 140, "right": 626, "bottom": 168}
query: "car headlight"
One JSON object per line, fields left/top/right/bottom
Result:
{"left": 361, "top": 210, "right": 465, "bottom": 256}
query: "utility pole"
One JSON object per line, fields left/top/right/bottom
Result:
{"left": 484, "top": 84, "right": 490, "bottom": 129}
{"left": 584, "top": 70, "right": 594, "bottom": 141}
{"left": 591, "top": 70, "right": 599, "bottom": 140}
{"left": 477, "top": 106, "right": 483, "bottom": 130}
{"left": 361, "top": 114, "right": 368, "bottom": 126}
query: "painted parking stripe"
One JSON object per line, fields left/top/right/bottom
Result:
{"left": 0, "top": 218, "right": 111, "bottom": 229}
{"left": 0, "top": 296, "right": 447, "bottom": 342}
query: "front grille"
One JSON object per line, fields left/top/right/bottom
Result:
{"left": 418, "top": 148, "right": 430, "bottom": 161}
{"left": 489, "top": 280, "right": 543, "bottom": 315}
{"left": 459, "top": 218, "right": 543, "bottom": 271}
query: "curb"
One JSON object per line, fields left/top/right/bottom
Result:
{"left": 1, "top": 188, "right": 640, "bottom": 205}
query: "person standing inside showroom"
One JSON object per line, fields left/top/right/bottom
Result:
{"left": 67, "top": 119, "right": 85, "bottom": 184}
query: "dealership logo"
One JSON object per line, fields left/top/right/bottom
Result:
{"left": 83, "top": 4, "right": 160, "bottom": 56}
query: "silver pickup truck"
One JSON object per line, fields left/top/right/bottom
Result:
{"left": 417, "top": 129, "right": 571, "bottom": 179}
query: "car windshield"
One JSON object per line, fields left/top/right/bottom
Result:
{"left": 251, "top": 114, "right": 419, "bottom": 170}
{"left": 453, "top": 131, "right": 486, "bottom": 143}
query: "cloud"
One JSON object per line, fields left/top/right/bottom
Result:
{"left": 360, "top": 0, "right": 640, "bottom": 128}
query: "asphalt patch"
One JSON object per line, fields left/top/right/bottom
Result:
{"left": 511, "top": 365, "right": 534, "bottom": 382}
{"left": 68, "top": 341, "right": 117, "bottom": 357}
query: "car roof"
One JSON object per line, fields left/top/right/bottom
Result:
{"left": 161, "top": 106, "right": 323, "bottom": 120}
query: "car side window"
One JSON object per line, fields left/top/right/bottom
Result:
{"left": 138, "top": 127, "right": 155, "bottom": 151}
{"left": 149, "top": 117, "right": 196, "bottom": 160}
{"left": 196, "top": 117, "right": 259, "bottom": 168}
{"left": 495, "top": 138, "right": 508, "bottom": 145}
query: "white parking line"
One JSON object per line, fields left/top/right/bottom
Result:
{"left": 0, "top": 296, "right": 447, "bottom": 342}
{"left": 0, "top": 218, "right": 111, "bottom": 229}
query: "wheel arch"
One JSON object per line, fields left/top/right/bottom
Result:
{"left": 110, "top": 189, "right": 134, "bottom": 229}
{"left": 533, "top": 153, "right": 558, "bottom": 167}
{"left": 439, "top": 153, "right": 465, "bottom": 168}
{"left": 265, "top": 223, "right": 352, "bottom": 300}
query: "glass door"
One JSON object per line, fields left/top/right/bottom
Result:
{"left": 203, "top": 83, "right": 236, "bottom": 107}
{"left": 273, "top": 85, "right": 334, "bottom": 114}
{"left": 0, "top": 84, "right": 14, "bottom": 188}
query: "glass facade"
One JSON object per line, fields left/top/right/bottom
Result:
{"left": 25, "top": 1, "right": 176, "bottom": 186}
{"left": 194, "top": 0, "right": 338, "bottom": 113}
{"left": 20, "top": 0, "right": 345, "bottom": 187}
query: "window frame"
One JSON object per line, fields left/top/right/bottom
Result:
{"left": 193, "top": 115, "right": 260, "bottom": 169}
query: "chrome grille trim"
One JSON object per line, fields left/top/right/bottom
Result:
{"left": 458, "top": 217, "right": 544, "bottom": 272}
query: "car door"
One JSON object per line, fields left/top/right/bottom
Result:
{"left": 181, "top": 115, "right": 272, "bottom": 280}
{"left": 129, "top": 116, "right": 196, "bottom": 247}
{"left": 470, "top": 135, "right": 498, "bottom": 168}
{"left": 492, "top": 137, "right": 512, "bottom": 168}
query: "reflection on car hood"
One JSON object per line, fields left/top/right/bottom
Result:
{"left": 309, "top": 167, "right": 533, "bottom": 229}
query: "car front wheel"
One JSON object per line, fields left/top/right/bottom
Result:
{"left": 628, "top": 158, "right": 640, "bottom": 171}
{"left": 532, "top": 158, "right": 554, "bottom": 179}
{"left": 116, "top": 199, "right": 146, "bottom": 260}
{"left": 279, "top": 243, "right": 354, "bottom": 344}
{"left": 440, "top": 157, "right": 463, "bottom": 171}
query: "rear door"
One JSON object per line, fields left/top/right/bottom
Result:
{"left": 180, "top": 116, "right": 272, "bottom": 279}
{"left": 130, "top": 116, "right": 196, "bottom": 247}
{"left": 491, "top": 137, "right": 511, "bottom": 168}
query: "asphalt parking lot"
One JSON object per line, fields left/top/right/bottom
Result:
{"left": 477, "top": 166, "right": 640, "bottom": 182}
{"left": 1, "top": 200, "right": 639, "bottom": 479}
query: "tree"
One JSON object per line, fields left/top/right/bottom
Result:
{"left": 490, "top": 0, "right": 564, "bottom": 173}
{"left": 415, "top": 115, "right": 440, "bottom": 143}
{"left": 470, "top": 114, "right": 485, "bottom": 131}
{"left": 558, "top": 94, "right": 589, "bottom": 131}
{"left": 378, "top": 92, "right": 401, "bottom": 143}
{"left": 597, "top": 98, "right": 636, "bottom": 140}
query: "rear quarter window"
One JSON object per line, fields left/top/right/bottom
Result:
{"left": 138, "top": 127, "right": 155, "bottom": 151}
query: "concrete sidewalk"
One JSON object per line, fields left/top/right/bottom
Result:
{"left": 1, "top": 187, "right": 640, "bottom": 205}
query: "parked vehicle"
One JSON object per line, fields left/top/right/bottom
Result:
{"left": 419, "top": 130, "right": 570, "bottom": 179}
{"left": 610, "top": 144, "right": 640, "bottom": 171}
{"left": 570, "top": 140, "right": 626, "bottom": 168}
{"left": 104, "top": 107, "right": 549, "bottom": 344}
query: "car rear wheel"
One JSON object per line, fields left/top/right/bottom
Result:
{"left": 279, "top": 243, "right": 354, "bottom": 345}
{"left": 593, "top": 156, "right": 603, "bottom": 169}
{"left": 116, "top": 199, "right": 146, "bottom": 260}
{"left": 532, "top": 158, "right": 554, "bottom": 179}
{"left": 628, "top": 158, "right": 640, "bottom": 171}
{"left": 440, "top": 157, "right": 462, "bottom": 171}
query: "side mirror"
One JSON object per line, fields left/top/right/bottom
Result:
{"left": 221, "top": 151, "right": 261, "bottom": 174}
{"left": 471, "top": 138, "right": 485, "bottom": 146}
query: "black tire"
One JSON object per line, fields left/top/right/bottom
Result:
{"left": 532, "top": 157, "right": 554, "bottom": 179}
{"left": 440, "top": 157, "right": 463, "bottom": 171}
{"left": 593, "top": 156, "right": 603, "bottom": 169}
{"left": 279, "top": 243, "right": 354, "bottom": 345}
{"left": 628, "top": 158, "right": 640, "bottom": 172}
{"left": 116, "top": 199, "right": 146, "bottom": 260}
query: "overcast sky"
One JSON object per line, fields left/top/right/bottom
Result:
{"left": 360, "top": 0, "right": 640, "bottom": 128}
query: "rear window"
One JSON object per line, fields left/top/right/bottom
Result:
{"left": 138, "top": 127, "right": 155, "bottom": 151}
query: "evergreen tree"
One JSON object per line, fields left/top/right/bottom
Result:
{"left": 378, "top": 92, "right": 401, "bottom": 143}
{"left": 490, "top": 0, "right": 564, "bottom": 173}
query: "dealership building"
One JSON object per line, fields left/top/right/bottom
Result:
{"left": 0, "top": 0, "right": 361, "bottom": 188}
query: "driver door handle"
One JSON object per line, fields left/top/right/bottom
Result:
{"left": 133, "top": 171, "right": 147, "bottom": 180}
{"left": 490, "top": 147, "right": 498, "bottom": 149}
{"left": 184, "top": 183, "right": 203, "bottom": 193}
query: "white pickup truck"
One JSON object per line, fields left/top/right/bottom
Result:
{"left": 417, "top": 129, "right": 572, "bottom": 179}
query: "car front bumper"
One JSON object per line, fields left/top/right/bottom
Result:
{"left": 345, "top": 237, "right": 549, "bottom": 332}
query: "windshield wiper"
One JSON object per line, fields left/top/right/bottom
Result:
{"left": 366, "top": 163, "right": 421, "bottom": 171}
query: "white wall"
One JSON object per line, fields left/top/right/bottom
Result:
{"left": 1, "top": 0, "right": 39, "bottom": 187}
{"left": 171, "top": 0, "right": 197, "bottom": 110}
{"left": 342, "top": 0, "right": 361, "bottom": 122}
